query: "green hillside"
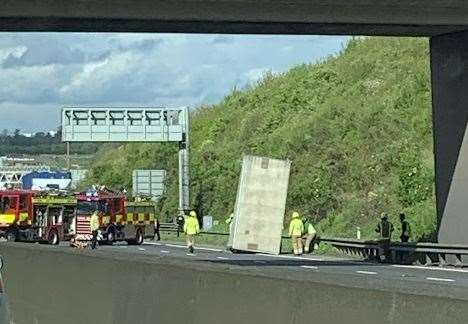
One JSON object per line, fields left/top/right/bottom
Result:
{"left": 85, "top": 37, "right": 436, "bottom": 241}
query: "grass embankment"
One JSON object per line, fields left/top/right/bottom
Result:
{"left": 86, "top": 37, "right": 435, "bottom": 242}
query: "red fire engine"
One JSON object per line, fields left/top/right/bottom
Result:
{"left": 0, "top": 190, "right": 77, "bottom": 244}
{"left": 74, "top": 189, "right": 156, "bottom": 245}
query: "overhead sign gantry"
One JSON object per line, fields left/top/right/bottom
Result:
{"left": 61, "top": 107, "right": 190, "bottom": 214}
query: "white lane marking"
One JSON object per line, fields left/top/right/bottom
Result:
{"left": 426, "top": 277, "right": 455, "bottom": 282}
{"left": 217, "top": 256, "right": 229, "bottom": 260}
{"left": 301, "top": 265, "right": 318, "bottom": 270}
{"left": 160, "top": 250, "right": 170, "bottom": 254}
{"left": 138, "top": 248, "right": 146, "bottom": 251}
{"left": 186, "top": 253, "right": 197, "bottom": 256}
{"left": 392, "top": 264, "right": 468, "bottom": 274}
{"left": 254, "top": 261, "right": 267, "bottom": 264}
{"left": 356, "top": 271, "right": 377, "bottom": 275}
{"left": 257, "top": 253, "right": 323, "bottom": 261}
{"left": 119, "top": 246, "right": 127, "bottom": 249}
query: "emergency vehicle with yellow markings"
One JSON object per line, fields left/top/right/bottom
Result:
{"left": 74, "top": 189, "right": 156, "bottom": 245}
{"left": 0, "top": 190, "right": 77, "bottom": 244}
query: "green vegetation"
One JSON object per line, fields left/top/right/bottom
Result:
{"left": 0, "top": 129, "right": 118, "bottom": 170}
{"left": 85, "top": 37, "right": 435, "bottom": 241}
{"left": 0, "top": 128, "right": 102, "bottom": 155}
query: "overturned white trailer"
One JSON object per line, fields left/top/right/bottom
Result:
{"left": 230, "top": 155, "right": 291, "bottom": 255}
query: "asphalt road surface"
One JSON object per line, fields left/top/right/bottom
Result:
{"left": 4, "top": 239, "right": 468, "bottom": 300}
{"left": 58, "top": 239, "right": 468, "bottom": 300}
{"left": 5, "top": 240, "right": 468, "bottom": 324}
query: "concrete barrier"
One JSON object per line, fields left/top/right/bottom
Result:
{"left": 1, "top": 243, "right": 468, "bottom": 324}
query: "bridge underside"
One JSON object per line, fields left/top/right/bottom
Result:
{"left": 1, "top": 0, "right": 468, "bottom": 36}
{"left": 0, "top": 18, "right": 467, "bottom": 36}
{"left": 1, "top": 0, "right": 468, "bottom": 243}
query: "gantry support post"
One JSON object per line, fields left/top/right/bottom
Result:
{"left": 178, "top": 107, "right": 190, "bottom": 216}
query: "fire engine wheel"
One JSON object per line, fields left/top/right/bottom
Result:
{"left": 106, "top": 229, "right": 115, "bottom": 245}
{"left": 6, "top": 231, "right": 17, "bottom": 242}
{"left": 135, "top": 229, "right": 144, "bottom": 245}
{"left": 127, "top": 229, "right": 144, "bottom": 246}
{"left": 47, "top": 230, "right": 59, "bottom": 245}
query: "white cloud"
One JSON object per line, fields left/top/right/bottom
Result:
{"left": 0, "top": 33, "right": 349, "bottom": 131}
{"left": 0, "top": 46, "right": 27, "bottom": 63}
{"left": 60, "top": 50, "right": 138, "bottom": 98}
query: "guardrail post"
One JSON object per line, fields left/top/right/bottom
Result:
{"left": 362, "top": 249, "right": 369, "bottom": 259}
{"left": 438, "top": 253, "right": 447, "bottom": 266}
{"left": 455, "top": 254, "right": 463, "bottom": 267}
{"left": 376, "top": 248, "right": 382, "bottom": 263}
{"left": 425, "top": 254, "right": 433, "bottom": 266}
{"left": 372, "top": 248, "right": 378, "bottom": 262}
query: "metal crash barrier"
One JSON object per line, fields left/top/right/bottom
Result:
{"left": 320, "top": 237, "right": 381, "bottom": 261}
{"left": 390, "top": 242, "right": 468, "bottom": 267}
{"left": 320, "top": 237, "right": 468, "bottom": 267}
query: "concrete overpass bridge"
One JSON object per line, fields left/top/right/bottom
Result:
{"left": 1, "top": 2, "right": 468, "bottom": 323}
{"left": 1, "top": 0, "right": 468, "bottom": 36}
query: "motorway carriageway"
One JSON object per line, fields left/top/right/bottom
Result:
{"left": 48, "top": 239, "right": 468, "bottom": 299}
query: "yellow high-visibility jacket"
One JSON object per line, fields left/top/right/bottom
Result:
{"left": 90, "top": 212, "right": 100, "bottom": 232}
{"left": 184, "top": 216, "right": 200, "bottom": 235}
{"left": 306, "top": 223, "right": 317, "bottom": 235}
{"left": 289, "top": 218, "right": 304, "bottom": 237}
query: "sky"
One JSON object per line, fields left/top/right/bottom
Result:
{"left": 0, "top": 33, "right": 348, "bottom": 132}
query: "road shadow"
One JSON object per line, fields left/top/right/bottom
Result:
{"left": 199, "top": 258, "right": 380, "bottom": 268}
